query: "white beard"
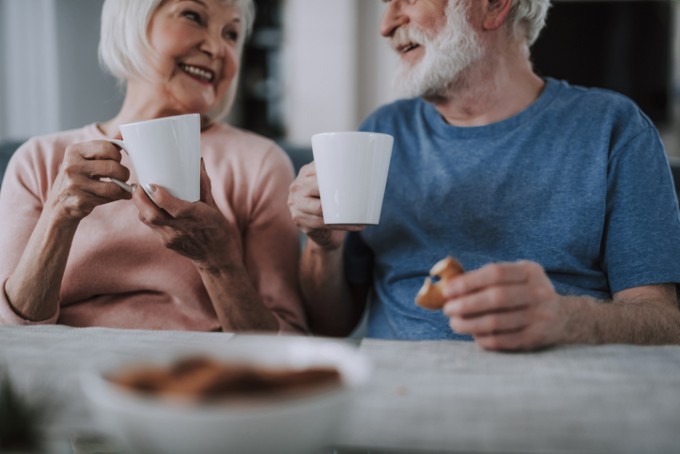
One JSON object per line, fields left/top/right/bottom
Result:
{"left": 393, "top": 0, "right": 482, "bottom": 99}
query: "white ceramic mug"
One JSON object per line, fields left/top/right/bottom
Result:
{"left": 312, "top": 131, "right": 393, "bottom": 225}
{"left": 108, "top": 113, "right": 201, "bottom": 202}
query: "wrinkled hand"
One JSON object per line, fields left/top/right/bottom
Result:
{"left": 48, "top": 140, "right": 132, "bottom": 221}
{"left": 287, "top": 162, "right": 363, "bottom": 250}
{"left": 442, "top": 261, "right": 566, "bottom": 351}
{"left": 132, "top": 160, "right": 238, "bottom": 267}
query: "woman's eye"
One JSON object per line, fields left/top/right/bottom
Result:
{"left": 182, "top": 10, "right": 203, "bottom": 24}
{"left": 225, "top": 31, "right": 239, "bottom": 42}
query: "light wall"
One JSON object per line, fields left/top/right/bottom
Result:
{"left": 0, "top": 0, "right": 122, "bottom": 142}
{"left": 0, "top": 0, "right": 678, "bottom": 156}
{"left": 281, "top": 0, "right": 398, "bottom": 147}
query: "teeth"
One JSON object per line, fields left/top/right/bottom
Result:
{"left": 397, "top": 43, "right": 418, "bottom": 53}
{"left": 180, "top": 64, "right": 213, "bottom": 82}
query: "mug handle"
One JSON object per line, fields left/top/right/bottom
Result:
{"left": 105, "top": 139, "right": 133, "bottom": 193}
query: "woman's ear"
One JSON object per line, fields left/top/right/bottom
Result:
{"left": 482, "top": 0, "right": 513, "bottom": 31}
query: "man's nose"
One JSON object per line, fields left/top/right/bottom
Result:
{"left": 380, "top": 2, "right": 409, "bottom": 38}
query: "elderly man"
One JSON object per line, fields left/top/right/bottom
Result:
{"left": 288, "top": 0, "right": 680, "bottom": 350}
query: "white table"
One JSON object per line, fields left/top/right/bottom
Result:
{"left": 2, "top": 325, "right": 680, "bottom": 453}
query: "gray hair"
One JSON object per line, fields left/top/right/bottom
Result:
{"left": 98, "top": 0, "right": 256, "bottom": 121}
{"left": 507, "top": 0, "right": 551, "bottom": 46}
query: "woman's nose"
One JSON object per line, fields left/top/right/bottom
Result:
{"left": 200, "top": 31, "right": 226, "bottom": 59}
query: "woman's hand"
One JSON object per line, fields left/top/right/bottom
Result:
{"left": 48, "top": 140, "right": 132, "bottom": 221}
{"left": 287, "top": 162, "right": 362, "bottom": 250}
{"left": 131, "top": 160, "right": 238, "bottom": 269}
{"left": 132, "top": 160, "right": 279, "bottom": 332}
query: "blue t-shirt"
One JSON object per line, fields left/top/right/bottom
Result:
{"left": 346, "top": 78, "right": 680, "bottom": 340}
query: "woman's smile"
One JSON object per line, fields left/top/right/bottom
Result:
{"left": 178, "top": 62, "right": 216, "bottom": 84}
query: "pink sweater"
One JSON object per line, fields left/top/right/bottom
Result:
{"left": 0, "top": 123, "right": 307, "bottom": 333}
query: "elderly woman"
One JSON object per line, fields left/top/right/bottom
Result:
{"left": 0, "top": 0, "right": 306, "bottom": 333}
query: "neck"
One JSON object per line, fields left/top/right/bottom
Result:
{"left": 428, "top": 42, "right": 545, "bottom": 127}
{"left": 98, "top": 82, "right": 213, "bottom": 138}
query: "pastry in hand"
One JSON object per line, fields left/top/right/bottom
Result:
{"left": 415, "top": 256, "right": 464, "bottom": 310}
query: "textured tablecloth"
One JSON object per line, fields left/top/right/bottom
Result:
{"left": 2, "top": 325, "right": 680, "bottom": 453}
{"left": 341, "top": 339, "right": 680, "bottom": 453}
{"left": 0, "top": 325, "right": 237, "bottom": 453}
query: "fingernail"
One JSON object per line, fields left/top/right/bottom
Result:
{"left": 144, "top": 184, "right": 156, "bottom": 196}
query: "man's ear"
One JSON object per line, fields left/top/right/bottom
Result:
{"left": 482, "top": 0, "right": 513, "bottom": 31}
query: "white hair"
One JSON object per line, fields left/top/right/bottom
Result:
{"left": 508, "top": 0, "right": 551, "bottom": 46}
{"left": 394, "top": 0, "right": 481, "bottom": 99}
{"left": 98, "top": 0, "right": 256, "bottom": 121}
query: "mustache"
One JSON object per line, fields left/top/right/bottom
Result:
{"left": 390, "top": 25, "right": 433, "bottom": 49}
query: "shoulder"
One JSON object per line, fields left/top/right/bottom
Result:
{"left": 17, "top": 124, "right": 101, "bottom": 154}
{"left": 9, "top": 124, "right": 101, "bottom": 171}
{"left": 545, "top": 78, "right": 655, "bottom": 134}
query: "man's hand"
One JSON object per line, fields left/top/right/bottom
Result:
{"left": 288, "top": 162, "right": 362, "bottom": 250}
{"left": 442, "top": 261, "right": 566, "bottom": 351}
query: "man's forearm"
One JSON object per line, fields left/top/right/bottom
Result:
{"left": 300, "top": 242, "right": 366, "bottom": 336}
{"left": 560, "top": 284, "right": 680, "bottom": 345}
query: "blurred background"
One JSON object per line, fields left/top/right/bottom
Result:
{"left": 0, "top": 0, "right": 679, "bottom": 162}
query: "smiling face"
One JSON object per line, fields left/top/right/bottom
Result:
{"left": 382, "top": 0, "right": 483, "bottom": 99}
{"left": 141, "top": 0, "right": 242, "bottom": 115}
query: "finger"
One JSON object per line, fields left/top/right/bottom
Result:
{"left": 65, "top": 172, "right": 132, "bottom": 201}
{"left": 298, "top": 161, "right": 317, "bottom": 178}
{"left": 69, "top": 140, "right": 125, "bottom": 161}
{"left": 143, "top": 185, "right": 192, "bottom": 219}
{"left": 443, "top": 283, "right": 532, "bottom": 317}
{"left": 62, "top": 155, "right": 130, "bottom": 183}
{"left": 289, "top": 173, "right": 320, "bottom": 199}
{"left": 442, "top": 262, "right": 531, "bottom": 299}
{"left": 473, "top": 331, "right": 535, "bottom": 352}
{"left": 133, "top": 185, "right": 173, "bottom": 226}
{"left": 90, "top": 160, "right": 130, "bottom": 182}
{"left": 448, "top": 307, "right": 530, "bottom": 337}
{"left": 292, "top": 212, "right": 327, "bottom": 232}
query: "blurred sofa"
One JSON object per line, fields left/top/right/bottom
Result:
{"left": 0, "top": 139, "right": 25, "bottom": 184}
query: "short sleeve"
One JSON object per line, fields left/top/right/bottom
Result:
{"left": 603, "top": 125, "right": 680, "bottom": 293}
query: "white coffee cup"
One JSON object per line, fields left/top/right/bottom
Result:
{"left": 312, "top": 131, "right": 393, "bottom": 225}
{"left": 108, "top": 113, "right": 201, "bottom": 202}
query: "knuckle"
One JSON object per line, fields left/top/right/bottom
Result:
{"left": 138, "top": 211, "right": 162, "bottom": 226}
{"left": 485, "top": 316, "right": 500, "bottom": 332}
{"left": 61, "top": 162, "right": 80, "bottom": 177}
{"left": 487, "top": 288, "right": 504, "bottom": 308}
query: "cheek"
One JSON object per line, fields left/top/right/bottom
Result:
{"left": 219, "top": 51, "right": 241, "bottom": 91}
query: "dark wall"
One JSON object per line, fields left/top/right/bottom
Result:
{"left": 532, "top": 0, "right": 673, "bottom": 126}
